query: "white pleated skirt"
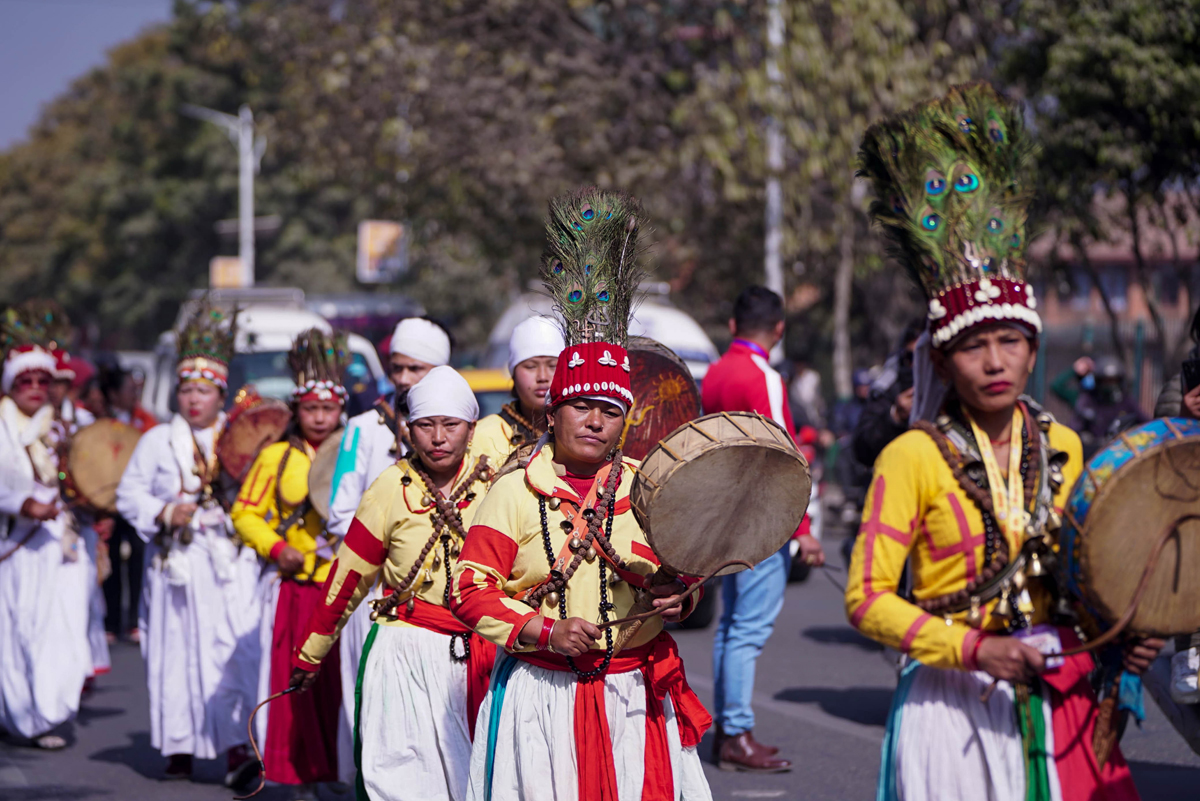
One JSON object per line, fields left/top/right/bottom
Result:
{"left": 886, "top": 663, "right": 1062, "bottom": 801}
{"left": 357, "top": 624, "right": 472, "bottom": 801}
{"left": 466, "top": 657, "right": 712, "bottom": 801}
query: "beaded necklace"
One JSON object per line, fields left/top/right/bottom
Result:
{"left": 533, "top": 452, "right": 629, "bottom": 679}
{"left": 370, "top": 455, "right": 491, "bottom": 662}
{"left": 500, "top": 402, "right": 541, "bottom": 446}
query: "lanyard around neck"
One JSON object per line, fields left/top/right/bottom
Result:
{"left": 965, "top": 406, "right": 1027, "bottom": 549}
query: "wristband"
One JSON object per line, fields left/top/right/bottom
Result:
{"left": 967, "top": 632, "right": 989, "bottom": 671}
{"left": 536, "top": 617, "right": 556, "bottom": 651}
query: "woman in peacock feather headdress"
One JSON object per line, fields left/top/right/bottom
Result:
{"left": 845, "top": 83, "right": 1158, "bottom": 801}
{"left": 114, "top": 298, "right": 263, "bottom": 785}
{"left": 231, "top": 326, "right": 352, "bottom": 791}
{"left": 449, "top": 188, "right": 713, "bottom": 801}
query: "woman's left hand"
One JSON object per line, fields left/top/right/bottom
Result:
{"left": 649, "top": 578, "right": 689, "bottom": 623}
{"left": 289, "top": 666, "right": 320, "bottom": 693}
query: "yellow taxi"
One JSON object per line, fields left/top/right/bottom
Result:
{"left": 460, "top": 368, "right": 513, "bottom": 419}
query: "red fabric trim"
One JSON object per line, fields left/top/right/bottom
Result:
{"left": 306, "top": 567, "right": 361, "bottom": 639}
{"left": 630, "top": 540, "right": 659, "bottom": 565}
{"left": 850, "top": 590, "right": 887, "bottom": 628}
{"left": 458, "top": 525, "right": 519, "bottom": 574}
{"left": 1042, "top": 628, "right": 1140, "bottom": 801}
{"left": 236, "top": 463, "right": 271, "bottom": 506}
{"left": 516, "top": 633, "right": 711, "bottom": 801}
{"left": 962, "top": 629, "right": 986, "bottom": 671}
{"left": 931, "top": 495, "right": 987, "bottom": 581}
{"left": 268, "top": 540, "right": 288, "bottom": 561}
{"left": 344, "top": 517, "right": 387, "bottom": 565}
{"left": 900, "top": 613, "right": 931, "bottom": 651}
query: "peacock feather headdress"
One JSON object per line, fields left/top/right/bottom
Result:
{"left": 541, "top": 187, "right": 648, "bottom": 411}
{"left": 858, "top": 82, "right": 1042, "bottom": 347}
{"left": 1, "top": 300, "right": 63, "bottom": 393}
{"left": 541, "top": 187, "right": 649, "bottom": 349}
{"left": 176, "top": 298, "right": 238, "bottom": 389}
{"left": 288, "top": 327, "right": 351, "bottom": 403}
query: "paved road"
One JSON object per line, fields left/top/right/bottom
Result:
{"left": 3, "top": 541, "right": 1199, "bottom": 800}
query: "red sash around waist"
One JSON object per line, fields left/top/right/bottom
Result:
{"left": 393, "top": 597, "right": 496, "bottom": 741}
{"left": 515, "top": 632, "right": 711, "bottom": 801}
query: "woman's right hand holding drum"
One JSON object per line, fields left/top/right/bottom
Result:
{"left": 276, "top": 544, "right": 305, "bottom": 575}
{"left": 976, "top": 636, "right": 1046, "bottom": 683}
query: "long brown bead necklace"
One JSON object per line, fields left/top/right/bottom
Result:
{"left": 370, "top": 455, "right": 491, "bottom": 664}
{"left": 500, "top": 402, "right": 542, "bottom": 446}
{"left": 531, "top": 453, "right": 628, "bottom": 679}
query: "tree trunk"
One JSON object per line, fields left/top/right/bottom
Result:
{"left": 832, "top": 200, "right": 855, "bottom": 399}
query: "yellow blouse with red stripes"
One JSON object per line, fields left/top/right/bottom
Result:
{"left": 844, "top": 419, "right": 1082, "bottom": 670}
{"left": 231, "top": 441, "right": 332, "bottom": 583}
{"left": 451, "top": 444, "right": 668, "bottom": 652}
{"left": 293, "top": 455, "right": 490, "bottom": 670}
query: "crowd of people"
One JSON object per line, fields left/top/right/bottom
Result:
{"left": 1, "top": 83, "right": 1197, "bottom": 801}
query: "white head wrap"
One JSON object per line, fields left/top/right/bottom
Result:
{"left": 406, "top": 365, "right": 479, "bottom": 423}
{"left": 507, "top": 316, "right": 565, "bottom": 375}
{"left": 390, "top": 318, "right": 451, "bottom": 367}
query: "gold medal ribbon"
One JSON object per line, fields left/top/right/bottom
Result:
{"left": 966, "top": 406, "right": 1026, "bottom": 554}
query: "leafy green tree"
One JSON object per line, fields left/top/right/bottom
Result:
{"left": 1003, "top": 0, "right": 1200, "bottom": 367}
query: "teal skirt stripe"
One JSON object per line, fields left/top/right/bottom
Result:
{"left": 328, "top": 426, "right": 361, "bottom": 510}
{"left": 354, "top": 622, "right": 382, "bottom": 801}
{"left": 877, "top": 659, "right": 922, "bottom": 801}
{"left": 483, "top": 654, "right": 519, "bottom": 801}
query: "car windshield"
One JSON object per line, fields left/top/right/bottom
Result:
{"left": 475, "top": 390, "right": 510, "bottom": 420}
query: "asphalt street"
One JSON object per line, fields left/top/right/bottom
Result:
{"left": 3, "top": 540, "right": 1199, "bottom": 800}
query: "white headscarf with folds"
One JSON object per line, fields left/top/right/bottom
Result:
{"left": 406, "top": 366, "right": 479, "bottom": 424}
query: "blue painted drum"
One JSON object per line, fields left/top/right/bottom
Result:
{"left": 1060, "top": 417, "right": 1200, "bottom": 635}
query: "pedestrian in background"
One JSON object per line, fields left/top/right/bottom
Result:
{"left": 702, "top": 285, "right": 824, "bottom": 772}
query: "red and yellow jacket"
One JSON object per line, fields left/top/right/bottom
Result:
{"left": 293, "top": 456, "right": 490, "bottom": 670}
{"left": 844, "top": 417, "right": 1082, "bottom": 670}
{"left": 231, "top": 441, "right": 332, "bottom": 583}
{"left": 451, "top": 443, "right": 680, "bottom": 652}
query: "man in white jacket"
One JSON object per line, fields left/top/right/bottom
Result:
{"left": 323, "top": 316, "right": 452, "bottom": 784}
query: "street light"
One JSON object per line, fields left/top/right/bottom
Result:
{"left": 181, "top": 103, "right": 267, "bottom": 287}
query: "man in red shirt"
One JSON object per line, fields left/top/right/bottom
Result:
{"left": 702, "top": 286, "right": 824, "bottom": 772}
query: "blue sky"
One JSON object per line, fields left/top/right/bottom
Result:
{"left": 0, "top": 0, "right": 173, "bottom": 149}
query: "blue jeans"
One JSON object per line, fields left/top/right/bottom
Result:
{"left": 712, "top": 544, "right": 789, "bottom": 735}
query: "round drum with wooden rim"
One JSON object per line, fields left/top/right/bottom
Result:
{"left": 630, "top": 411, "right": 811, "bottom": 577}
{"left": 65, "top": 419, "right": 143, "bottom": 513}
{"left": 307, "top": 428, "right": 344, "bottom": 520}
{"left": 217, "top": 394, "right": 291, "bottom": 482}
{"left": 621, "top": 336, "right": 702, "bottom": 461}
{"left": 1060, "top": 417, "right": 1200, "bottom": 635}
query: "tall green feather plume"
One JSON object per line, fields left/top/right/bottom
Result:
{"left": 1, "top": 299, "right": 71, "bottom": 355}
{"left": 177, "top": 296, "right": 238, "bottom": 366}
{"left": 288, "top": 327, "right": 350, "bottom": 388}
{"left": 541, "top": 187, "right": 649, "bottom": 348}
{"left": 858, "top": 82, "right": 1037, "bottom": 298}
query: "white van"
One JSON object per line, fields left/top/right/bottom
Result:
{"left": 144, "top": 301, "right": 387, "bottom": 421}
{"left": 482, "top": 285, "right": 720, "bottom": 380}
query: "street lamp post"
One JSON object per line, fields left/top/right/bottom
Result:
{"left": 181, "top": 103, "right": 267, "bottom": 287}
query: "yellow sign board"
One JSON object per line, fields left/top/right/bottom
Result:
{"left": 357, "top": 220, "right": 408, "bottom": 283}
{"left": 209, "top": 256, "right": 247, "bottom": 288}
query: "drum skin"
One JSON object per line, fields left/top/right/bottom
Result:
{"left": 621, "top": 337, "right": 702, "bottom": 462}
{"left": 217, "top": 396, "right": 292, "bottom": 482}
{"left": 631, "top": 411, "right": 810, "bottom": 578}
{"left": 307, "top": 428, "right": 343, "bottom": 520}
{"left": 1060, "top": 417, "right": 1200, "bottom": 636}
{"left": 66, "top": 419, "right": 143, "bottom": 513}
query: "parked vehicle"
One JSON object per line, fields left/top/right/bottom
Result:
{"left": 460, "top": 368, "right": 513, "bottom": 420}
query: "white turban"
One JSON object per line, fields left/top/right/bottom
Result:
{"left": 407, "top": 365, "right": 479, "bottom": 423}
{"left": 391, "top": 318, "right": 451, "bottom": 367}
{"left": 507, "top": 316, "right": 565, "bottom": 374}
